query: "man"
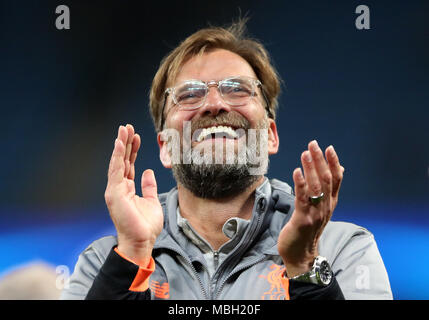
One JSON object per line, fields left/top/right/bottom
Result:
{"left": 61, "top": 21, "right": 392, "bottom": 300}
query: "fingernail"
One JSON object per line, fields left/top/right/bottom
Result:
{"left": 311, "top": 140, "right": 320, "bottom": 152}
{"left": 328, "top": 145, "right": 336, "bottom": 157}
{"left": 304, "top": 151, "right": 312, "bottom": 162}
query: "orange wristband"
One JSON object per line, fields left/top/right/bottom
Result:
{"left": 114, "top": 247, "right": 155, "bottom": 292}
{"left": 280, "top": 272, "right": 291, "bottom": 300}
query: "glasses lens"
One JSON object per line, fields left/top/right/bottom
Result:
{"left": 175, "top": 81, "right": 207, "bottom": 109}
{"left": 220, "top": 78, "right": 253, "bottom": 105}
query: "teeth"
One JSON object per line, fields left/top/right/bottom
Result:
{"left": 196, "top": 126, "right": 239, "bottom": 142}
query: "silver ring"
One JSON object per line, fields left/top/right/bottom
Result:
{"left": 309, "top": 192, "right": 324, "bottom": 205}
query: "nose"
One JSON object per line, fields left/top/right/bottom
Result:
{"left": 197, "top": 86, "right": 232, "bottom": 117}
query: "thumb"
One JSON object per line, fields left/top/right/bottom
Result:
{"left": 141, "top": 169, "right": 158, "bottom": 200}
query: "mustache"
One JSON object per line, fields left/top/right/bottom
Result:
{"left": 190, "top": 112, "right": 251, "bottom": 135}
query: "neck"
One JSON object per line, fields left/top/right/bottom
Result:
{"left": 177, "top": 176, "right": 265, "bottom": 250}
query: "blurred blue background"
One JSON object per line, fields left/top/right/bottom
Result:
{"left": 0, "top": 0, "right": 428, "bottom": 299}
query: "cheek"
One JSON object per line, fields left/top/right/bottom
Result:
{"left": 234, "top": 104, "right": 266, "bottom": 124}
{"left": 167, "top": 110, "right": 197, "bottom": 129}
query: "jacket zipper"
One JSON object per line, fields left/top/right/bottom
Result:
{"left": 156, "top": 246, "right": 209, "bottom": 300}
{"left": 213, "top": 202, "right": 266, "bottom": 299}
{"left": 213, "top": 250, "right": 219, "bottom": 270}
{"left": 215, "top": 255, "right": 267, "bottom": 299}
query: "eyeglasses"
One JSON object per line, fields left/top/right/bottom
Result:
{"left": 159, "top": 76, "right": 272, "bottom": 130}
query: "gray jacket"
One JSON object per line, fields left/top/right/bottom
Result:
{"left": 61, "top": 178, "right": 393, "bottom": 300}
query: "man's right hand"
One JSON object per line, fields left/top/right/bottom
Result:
{"left": 104, "top": 124, "right": 164, "bottom": 267}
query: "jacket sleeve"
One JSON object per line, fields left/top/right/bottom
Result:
{"left": 319, "top": 222, "right": 393, "bottom": 299}
{"left": 60, "top": 236, "right": 154, "bottom": 300}
{"left": 281, "top": 272, "right": 345, "bottom": 300}
{"left": 60, "top": 237, "right": 117, "bottom": 300}
{"left": 85, "top": 247, "right": 153, "bottom": 300}
{"left": 288, "top": 276, "right": 344, "bottom": 300}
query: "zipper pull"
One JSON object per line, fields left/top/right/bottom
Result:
{"left": 213, "top": 250, "right": 219, "bottom": 269}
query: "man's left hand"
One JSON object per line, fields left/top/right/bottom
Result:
{"left": 277, "top": 140, "right": 344, "bottom": 278}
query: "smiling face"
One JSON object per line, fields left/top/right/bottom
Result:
{"left": 157, "top": 49, "right": 280, "bottom": 198}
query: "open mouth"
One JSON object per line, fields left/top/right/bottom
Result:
{"left": 194, "top": 125, "right": 243, "bottom": 142}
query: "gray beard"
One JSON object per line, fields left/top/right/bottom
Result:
{"left": 172, "top": 160, "right": 263, "bottom": 199}
{"left": 170, "top": 115, "right": 269, "bottom": 199}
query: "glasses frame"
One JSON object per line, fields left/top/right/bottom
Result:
{"left": 159, "top": 76, "right": 273, "bottom": 130}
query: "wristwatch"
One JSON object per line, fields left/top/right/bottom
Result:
{"left": 291, "top": 256, "right": 333, "bottom": 286}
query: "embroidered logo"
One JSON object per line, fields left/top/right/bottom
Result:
{"left": 259, "top": 264, "right": 286, "bottom": 300}
{"left": 150, "top": 280, "right": 170, "bottom": 299}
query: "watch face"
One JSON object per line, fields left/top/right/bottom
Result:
{"left": 319, "top": 260, "right": 332, "bottom": 285}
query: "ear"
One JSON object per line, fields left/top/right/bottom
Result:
{"left": 267, "top": 119, "right": 279, "bottom": 155}
{"left": 157, "top": 131, "right": 172, "bottom": 169}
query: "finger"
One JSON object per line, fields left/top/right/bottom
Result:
{"left": 117, "top": 125, "right": 129, "bottom": 146}
{"left": 325, "top": 145, "right": 343, "bottom": 198}
{"left": 308, "top": 140, "right": 332, "bottom": 199}
{"left": 124, "top": 124, "right": 135, "bottom": 177}
{"left": 108, "top": 138, "right": 126, "bottom": 186}
{"left": 125, "top": 124, "right": 135, "bottom": 160}
{"left": 128, "top": 134, "right": 141, "bottom": 180}
{"left": 117, "top": 125, "right": 130, "bottom": 178}
{"left": 293, "top": 167, "right": 309, "bottom": 208}
{"left": 108, "top": 125, "right": 126, "bottom": 172}
{"left": 301, "top": 150, "right": 322, "bottom": 198}
{"left": 141, "top": 169, "right": 158, "bottom": 200}
{"left": 108, "top": 125, "right": 128, "bottom": 182}
{"left": 129, "top": 134, "right": 141, "bottom": 165}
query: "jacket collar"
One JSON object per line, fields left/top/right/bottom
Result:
{"left": 154, "top": 177, "right": 294, "bottom": 258}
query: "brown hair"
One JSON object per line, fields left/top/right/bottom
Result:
{"left": 149, "top": 18, "right": 282, "bottom": 132}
